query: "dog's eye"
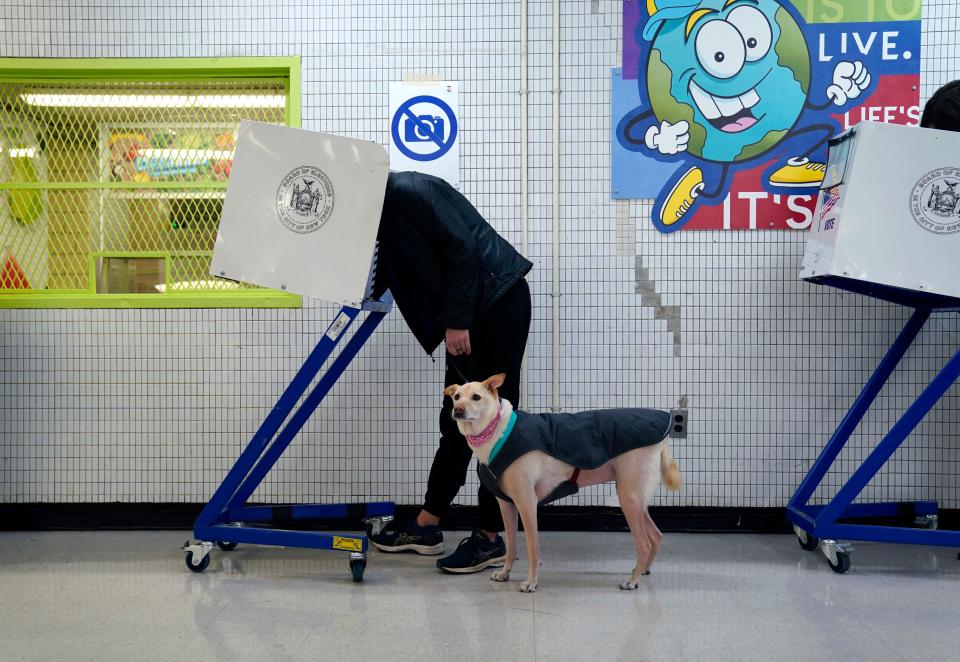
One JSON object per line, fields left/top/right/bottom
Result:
{"left": 453, "top": 394, "right": 459, "bottom": 401}
{"left": 472, "top": 394, "right": 481, "bottom": 401}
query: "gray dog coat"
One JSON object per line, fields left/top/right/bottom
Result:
{"left": 477, "top": 407, "right": 672, "bottom": 506}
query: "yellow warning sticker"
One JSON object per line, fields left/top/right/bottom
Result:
{"left": 333, "top": 536, "right": 363, "bottom": 552}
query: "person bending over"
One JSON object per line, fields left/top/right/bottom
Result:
{"left": 368, "top": 171, "right": 532, "bottom": 574}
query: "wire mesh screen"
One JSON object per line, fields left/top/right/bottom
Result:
{"left": 0, "top": 78, "right": 286, "bottom": 297}
{"left": 0, "top": 0, "right": 958, "bottom": 514}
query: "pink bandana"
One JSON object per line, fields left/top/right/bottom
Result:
{"left": 465, "top": 407, "right": 502, "bottom": 449}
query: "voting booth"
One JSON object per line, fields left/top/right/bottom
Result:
{"left": 801, "top": 121, "right": 960, "bottom": 303}
{"left": 183, "top": 121, "right": 395, "bottom": 582}
{"left": 789, "top": 121, "right": 960, "bottom": 573}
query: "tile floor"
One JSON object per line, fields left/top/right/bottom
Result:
{"left": 1, "top": 531, "right": 958, "bottom": 662}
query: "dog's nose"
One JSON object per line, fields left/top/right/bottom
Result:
{"left": 453, "top": 406, "right": 465, "bottom": 417}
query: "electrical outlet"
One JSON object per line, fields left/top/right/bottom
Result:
{"left": 669, "top": 408, "right": 688, "bottom": 438}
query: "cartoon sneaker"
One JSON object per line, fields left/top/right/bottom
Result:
{"left": 769, "top": 157, "right": 827, "bottom": 188}
{"left": 659, "top": 166, "right": 705, "bottom": 229}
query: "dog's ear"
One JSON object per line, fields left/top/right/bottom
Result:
{"left": 483, "top": 373, "right": 506, "bottom": 393}
{"left": 443, "top": 384, "right": 458, "bottom": 398}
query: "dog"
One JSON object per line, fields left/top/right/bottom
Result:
{"left": 444, "top": 373, "right": 682, "bottom": 592}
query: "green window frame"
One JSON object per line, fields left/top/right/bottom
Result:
{"left": 0, "top": 56, "right": 302, "bottom": 309}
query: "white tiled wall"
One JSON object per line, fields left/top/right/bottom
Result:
{"left": 1, "top": 0, "right": 958, "bottom": 510}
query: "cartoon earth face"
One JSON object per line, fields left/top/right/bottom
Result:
{"left": 646, "top": 0, "right": 810, "bottom": 163}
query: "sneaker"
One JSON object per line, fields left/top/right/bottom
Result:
{"left": 368, "top": 518, "right": 444, "bottom": 555}
{"left": 658, "top": 166, "right": 705, "bottom": 229}
{"left": 768, "top": 157, "right": 827, "bottom": 188}
{"left": 435, "top": 530, "right": 506, "bottom": 574}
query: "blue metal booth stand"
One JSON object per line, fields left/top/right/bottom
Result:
{"left": 182, "top": 294, "right": 396, "bottom": 582}
{"left": 788, "top": 276, "right": 960, "bottom": 573}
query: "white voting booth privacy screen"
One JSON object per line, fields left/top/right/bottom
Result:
{"left": 802, "top": 121, "right": 960, "bottom": 300}
{"left": 210, "top": 121, "right": 388, "bottom": 307}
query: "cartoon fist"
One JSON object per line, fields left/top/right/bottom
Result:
{"left": 645, "top": 120, "right": 690, "bottom": 155}
{"left": 826, "top": 61, "right": 871, "bottom": 106}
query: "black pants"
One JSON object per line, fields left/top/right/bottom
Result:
{"left": 422, "top": 278, "right": 531, "bottom": 532}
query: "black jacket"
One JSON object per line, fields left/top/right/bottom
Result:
{"left": 478, "top": 408, "right": 671, "bottom": 505}
{"left": 374, "top": 171, "right": 532, "bottom": 353}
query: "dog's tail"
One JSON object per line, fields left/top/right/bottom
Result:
{"left": 659, "top": 440, "right": 683, "bottom": 491}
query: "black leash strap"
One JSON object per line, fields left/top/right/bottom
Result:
{"left": 447, "top": 355, "right": 471, "bottom": 384}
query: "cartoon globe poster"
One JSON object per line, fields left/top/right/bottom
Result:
{"left": 612, "top": 0, "right": 921, "bottom": 232}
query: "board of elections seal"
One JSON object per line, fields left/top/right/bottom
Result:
{"left": 276, "top": 165, "right": 335, "bottom": 234}
{"left": 910, "top": 167, "right": 960, "bottom": 235}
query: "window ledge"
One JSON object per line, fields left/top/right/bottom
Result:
{"left": 0, "top": 291, "right": 301, "bottom": 309}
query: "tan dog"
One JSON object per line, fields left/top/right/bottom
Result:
{"left": 445, "top": 374, "right": 682, "bottom": 592}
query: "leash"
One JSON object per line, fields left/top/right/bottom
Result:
{"left": 447, "top": 354, "right": 471, "bottom": 384}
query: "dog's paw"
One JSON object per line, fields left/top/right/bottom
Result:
{"left": 519, "top": 580, "right": 538, "bottom": 593}
{"left": 491, "top": 569, "right": 510, "bottom": 582}
{"left": 619, "top": 579, "right": 639, "bottom": 590}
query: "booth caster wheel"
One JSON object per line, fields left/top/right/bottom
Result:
{"left": 914, "top": 514, "right": 938, "bottom": 530}
{"left": 793, "top": 525, "right": 820, "bottom": 552}
{"left": 793, "top": 525, "right": 818, "bottom": 551}
{"left": 182, "top": 540, "right": 214, "bottom": 573}
{"left": 350, "top": 553, "right": 367, "bottom": 583}
{"left": 185, "top": 551, "right": 211, "bottom": 573}
{"left": 363, "top": 515, "right": 393, "bottom": 537}
{"left": 217, "top": 541, "right": 239, "bottom": 551}
{"left": 827, "top": 552, "right": 851, "bottom": 574}
{"left": 799, "top": 535, "right": 819, "bottom": 551}
{"left": 820, "top": 539, "right": 853, "bottom": 574}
